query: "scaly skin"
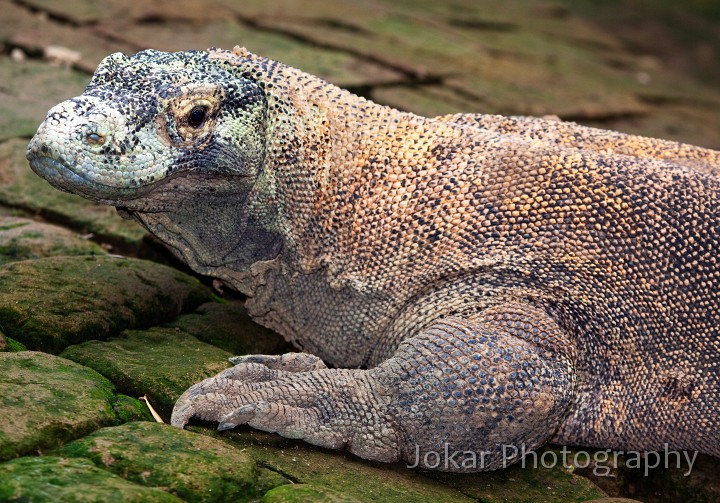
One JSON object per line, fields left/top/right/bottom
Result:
{"left": 27, "top": 47, "right": 720, "bottom": 471}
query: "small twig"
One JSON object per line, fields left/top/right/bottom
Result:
{"left": 139, "top": 395, "right": 165, "bottom": 423}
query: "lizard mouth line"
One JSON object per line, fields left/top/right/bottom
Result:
{"left": 28, "top": 155, "right": 244, "bottom": 213}
{"left": 28, "top": 155, "right": 142, "bottom": 203}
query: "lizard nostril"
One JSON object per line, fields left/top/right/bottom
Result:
{"left": 86, "top": 132, "right": 105, "bottom": 145}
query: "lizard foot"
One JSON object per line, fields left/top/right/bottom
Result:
{"left": 170, "top": 354, "right": 402, "bottom": 462}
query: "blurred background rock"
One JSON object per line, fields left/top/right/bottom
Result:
{"left": 1, "top": 0, "right": 719, "bottom": 148}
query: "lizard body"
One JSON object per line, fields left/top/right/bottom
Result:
{"left": 27, "top": 47, "right": 719, "bottom": 471}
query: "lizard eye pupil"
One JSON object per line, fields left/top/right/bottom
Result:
{"left": 187, "top": 106, "right": 208, "bottom": 128}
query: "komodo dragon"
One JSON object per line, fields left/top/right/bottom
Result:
{"left": 27, "top": 47, "right": 719, "bottom": 471}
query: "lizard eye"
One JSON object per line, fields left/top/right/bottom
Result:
{"left": 187, "top": 106, "right": 208, "bottom": 128}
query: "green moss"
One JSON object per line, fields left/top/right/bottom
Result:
{"left": 196, "top": 427, "right": 478, "bottom": 503}
{"left": 61, "top": 327, "right": 232, "bottom": 417}
{"left": 263, "top": 484, "right": 363, "bottom": 502}
{"left": 0, "top": 456, "right": 182, "bottom": 502}
{"left": 19, "top": 230, "right": 44, "bottom": 239}
{"left": 0, "top": 255, "right": 211, "bottom": 354}
{"left": 194, "top": 427, "right": 606, "bottom": 503}
{"left": 0, "top": 352, "right": 118, "bottom": 461}
{"left": 0, "top": 222, "right": 28, "bottom": 231}
{"left": 58, "top": 421, "right": 282, "bottom": 502}
{"left": 4, "top": 337, "right": 26, "bottom": 352}
{"left": 166, "top": 301, "right": 291, "bottom": 356}
{"left": 210, "top": 292, "right": 228, "bottom": 304}
{"left": 0, "top": 217, "right": 107, "bottom": 265}
{"left": 111, "top": 395, "right": 155, "bottom": 423}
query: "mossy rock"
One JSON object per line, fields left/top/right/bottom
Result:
{"left": 112, "top": 394, "right": 155, "bottom": 423}
{"left": 0, "top": 255, "right": 211, "bottom": 354}
{"left": 1, "top": 1, "right": 139, "bottom": 74}
{"left": 0, "top": 352, "right": 118, "bottom": 461}
{"left": 195, "top": 427, "right": 606, "bottom": 503}
{"left": 0, "top": 216, "right": 106, "bottom": 265}
{"left": 0, "top": 57, "right": 89, "bottom": 141}
{"left": 197, "top": 427, "right": 479, "bottom": 503}
{"left": 0, "top": 456, "right": 182, "bottom": 502}
{"left": 0, "top": 335, "right": 26, "bottom": 352}
{"left": 58, "top": 421, "right": 286, "bottom": 502}
{"left": 166, "top": 301, "right": 291, "bottom": 356}
{"left": 60, "top": 327, "right": 233, "bottom": 417}
{"left": 262, "top": 484, "right": 363, "bottom": 503}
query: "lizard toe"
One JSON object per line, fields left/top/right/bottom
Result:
{"left": 171, "top": 376, "right": 244, "bottom": 427}
{"left": 218, "top": 403, "right": 258, "bottom": 431}
{"left": 228, "top": 352, "right": 327, "bottom": 372}
{"left": 215, "top": 362, "right": 288, "bottom": 383}
{"left": 220, "top": 400, "right": 347, "bottom": 448}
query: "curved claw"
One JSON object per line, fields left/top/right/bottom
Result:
{"left": 218, "top": 403, "right": 258, "bottom": 431}
{"left": 170, "top": 377, "right": 218, "bottom": 428}
{"left": 170, "top": 387, "right": 197, "bottom": 428}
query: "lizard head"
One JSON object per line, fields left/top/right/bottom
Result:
{"left": 27, "top": 49, "right": 267, "bottom": 207}
{"left": 27, "top": 49, "right": 286, "bottom": 282}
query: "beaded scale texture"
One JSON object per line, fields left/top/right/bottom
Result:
{"left": 27, "top": 46, "right": 719, "bottom": 471}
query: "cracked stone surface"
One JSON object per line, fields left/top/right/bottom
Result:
{"left": 58, "top": 421, "right": 286, "bottom": 502}
{"left": 0, "top": 215, "right": 105, "bottom": 264}
{"left": 2, "top": 0, "right": 720, "bottom": 148}
{"left": 0, "top": 351, "right": 119, "bottom": 461}
{"left": 0, "top": 456, "right": 183, "bottom": 502}
{"left": 0, "top": 0, "right": 718, "bottom": 501}
{"left": 0, "top": 255, "right": 211, "bottom": 353}
{"left": 60, "top": 327, "right": 234, "bottom": 417}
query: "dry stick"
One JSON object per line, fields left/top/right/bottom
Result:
{"left": 139, "top": 395, "right": 165, "bottom": 423}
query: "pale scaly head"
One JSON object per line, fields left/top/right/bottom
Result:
{"left": 28, "top": 49, "right": 267, "bottom": 204}
{"left": 27, "top": 49, "right": 284, "bottom": 280}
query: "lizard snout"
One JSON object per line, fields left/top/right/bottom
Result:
{"left": 27, "top": 93, "right": 177, "bottom": 199}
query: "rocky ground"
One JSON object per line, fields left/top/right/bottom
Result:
{"left": 1, "top": 0, "right": 719, "bottom": 501}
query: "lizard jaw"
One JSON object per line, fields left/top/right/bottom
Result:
{"left": 27, "top": 153, "right": 140, "bottom": 204}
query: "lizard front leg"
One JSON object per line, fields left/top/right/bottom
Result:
{"left": 385, "top": 303, "right": 577, "bottom": 470}
{"left": 171, "top": 303, "right": 576, "bottom": 471}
